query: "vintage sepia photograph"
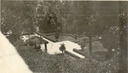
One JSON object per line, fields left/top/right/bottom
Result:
{"left": 0, "top": 0, "right": 127, "bottom": 73}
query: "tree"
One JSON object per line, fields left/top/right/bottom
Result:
{"left": 66, "top": 2, "right": 99, "bottom": 55}
{"left": 1, "top": 1, "right": 37, "bottom": 35}
{"left": 59, "top": 44, "right": 66, "bottom": 54}
{"left": 55, "top": 31, "right": 59, "bottom": 42}
{"left": 100, "top": 26, "right": 119, "bottom": 59}
{"left": 74, "top": 2, "right": 120, "bottom": 56}
{"left": 118, "top": 2, "right": 127, "bottom": 73}
{"left": 76, "top": 13, "right": 98, "bottom": 55}
{"left": 35, "top": 1, "right": 64, "bottom": 33}
{"left": 57, "top": 1, "right": 97, "bottom": 55}
{"left": 85, "top": 14, "right": 97, "bottom": 55}
{"left": 78, "top": 38, "right": 88, "bottom": 50}
{"left": 1, "top": 1, "right": 38, "bottom": 43}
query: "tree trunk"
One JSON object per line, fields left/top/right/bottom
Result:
{"left": 118, "top": 2, "right": 127, "bottom": 73}
{"left": 45, "top": 43, "right": 47, "bottom": 53}
{"left": 89, "top": 36, "right": 92, "bottom": 55}
{"left": 35, "top": 42, "right": 37, "bottom": 49}
{"left": 118, "top": 24, "right": 127, "bottom": 73}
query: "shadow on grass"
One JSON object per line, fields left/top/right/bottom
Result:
{"left": 92, "top": 51, "right": 113, "bottom": 62}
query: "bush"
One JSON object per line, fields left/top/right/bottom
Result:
{"left": 59, "top": 44, "right": 66, "bottom": 53}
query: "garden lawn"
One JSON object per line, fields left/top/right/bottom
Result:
{"left": 14, "top": 39, "right": 119, "bottom": 73}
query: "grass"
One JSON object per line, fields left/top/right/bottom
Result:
{"left": 13, "top": 34, "right": 119, "bottom": 73}
{"left": 15, "top": 44, "right": 119, "bottom": 73}
{"left": 16, "top": 45, "right": 74, "bottom": 73}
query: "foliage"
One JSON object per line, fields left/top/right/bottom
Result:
{"left": 59, "top": 44, "right": 66, "bottom": 53}
{"left": 1, "top": 1, "right": 37, "bottom": 34}
{"left": 35, "top": 1, "right": 64, "bottom": 33}
{"left": 100, "top": 26, "right": 119, "bottom": 50}
{"left": 78, "top": 38, "right": 88, "bottom": 50}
